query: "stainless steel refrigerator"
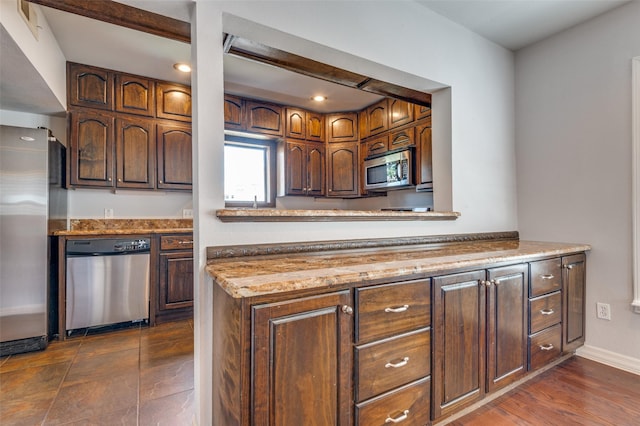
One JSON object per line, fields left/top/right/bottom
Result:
{"left": 0, "top": 125, "right": 66, "bottom": 356}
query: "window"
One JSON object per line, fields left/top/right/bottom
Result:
{"left": 224, "top": 136, "right": 276, "bottom": 207}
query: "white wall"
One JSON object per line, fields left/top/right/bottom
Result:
{"left": 193, "top": 1, "right": 516, "bottom": 423}
{"left": 515, "top": 1, "right": 640, "bottom": 366}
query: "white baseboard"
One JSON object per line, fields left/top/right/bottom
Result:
{"left": 576, "top": 345, "right": 640, "bottom": 375}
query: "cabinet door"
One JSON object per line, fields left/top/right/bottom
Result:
{"left": 326, "top": 112, "right": 358, "bottom": 143}
{"left": 68, "top": 63, "right": 113, "bottom": 111}
{"left": 69, "top": 110, "right": 114, "bottom": 187}
{"left": 284, "top": 141, "right": 306, "bottom": 195}
{"left": 432, "top": 270, "right": 486, "bottom": 421}
{"left": 158, "top": 252, "right": 193, "bottom": 312}
{"left": 327, "top": 142, "right": 359, "bottom": 197}
{"left": 416, "top": 123, "right": 433, "bottom": 188}
{"left": 366, "top": 100, "right": 388, "bottom": 136}
{"left": 252, "top": 291, "right": 352, "bottom": 426}
{"left": 363, "top": 134, "right": 389, "bottom": 158}
{"left": 414, "top": 104, "right": 432, "bottom": 120}
{"left": 486, "top": 264, "right": 527, "bottom": 393}
{"left": 306, "top": 112, "right": 325, "bottom": 142}
{"left": 245, "top": 101, "right": 283, "bottom": 136}
{"left": 224, "top": 95, "right": 244, "bottom": 130}
{"left": 563, "top": 253, "right": 586, "bottom": 353}
{"left": 389, "top": 128, "right": 414, "bottom": 151}
{"left": 388, "top": 99, "right": 414, "bottom": 129}
{"left": 285, "top": 108, "right": 306, "bottom": 139}
{"left": 115, "top": 118, "right": 155, "bottom": 189}
{"left": 115, "top": 74, "right": 155, "bottom": 117}
{"left": 306, "top": 144, "right": 325, "bottom": 196}
{"left": 156, "top": 82, "right": 192, "bottom": 122}
{"left": 157, "top": 123, "right": 192, "bottom": 191}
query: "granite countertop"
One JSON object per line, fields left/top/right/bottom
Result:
{"left": 207, "top": 239, "right": 591, "bottom": 298}
{"left": 52, "top": 219, "right": 193, "bottom": 236}
{"left": 215, "top": 208, "right": 460, "bottom": 222}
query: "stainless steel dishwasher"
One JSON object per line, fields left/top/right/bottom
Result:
{"left": 65, "top": 238, "right": 151, "bottom": 333}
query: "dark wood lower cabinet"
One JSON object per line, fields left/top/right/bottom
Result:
{"left": 432, "top": 270, "right": 486, "bottom": 421}
{"left": 211, "top": 252, "right": 586, "bottom": 425}
{"left": 154, "top": 233, "right": 193, "bottom": 324}
{"left": 252, "top": 291, "right": 352, "bottom": 426}
{"left": 563, "top": 254, "right": 586, "bottom": 353}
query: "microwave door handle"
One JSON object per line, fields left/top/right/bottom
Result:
{"left": 397, "top": 161, "right": 403, "bottom": 180}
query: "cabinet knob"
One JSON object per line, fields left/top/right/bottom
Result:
{"left": 159, "top": 180, "right": 163, "bottom": 184}
{"left": 385, "top": 409, "right": 409, "bottom": 424}
{"left": 108, "top": 177, "right": 112, "bottom": 182}
{"left": 118, "top": 178, "right": 122, "bottom": 182}
{"left": 341, "top": 305, "right": 353, "bottom": 315}
{"left": 564, "top": 264, "right": 574, "bottom": 270}
{"left": 482, "top": 280, "right": 491, "bottom": 287}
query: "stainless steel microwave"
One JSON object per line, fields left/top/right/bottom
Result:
{"left": 363, "top": 148, "right": 414, "bottom": 191}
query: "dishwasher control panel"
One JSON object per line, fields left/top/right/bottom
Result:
{"left": 114, "top": 239, "right": 150, "bottom": 252}
{"left": 66, "top": 238, "right": 151, "bottom": 256}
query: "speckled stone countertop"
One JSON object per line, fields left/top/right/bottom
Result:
{"left": 52, "top": 219, "right": 193, "bottom": 236}
{"left": 215, "top": 208, "right": 460, "bottom": 222}
{"left": 207, "top": 239, "right": 590, "bottom": 298}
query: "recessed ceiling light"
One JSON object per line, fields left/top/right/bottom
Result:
{"left": 174, "top": 63, "right": 191, "bottom": 73}
{"left": 311, "top": 95, "right": 327, "bottom": 102}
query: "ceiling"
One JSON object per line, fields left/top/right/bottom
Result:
{"left": 0, "top": 0, "right": 631, "bottom": 116}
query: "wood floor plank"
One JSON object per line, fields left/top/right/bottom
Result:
{"left": 450, "top": 357, "right": 640, "bottom": 426}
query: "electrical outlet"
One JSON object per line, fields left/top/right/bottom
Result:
{"left": 104, "top": 208, "right": 114, "bottom": 219}
{"left": 182, "top": 209, "right": 193, "bottom": 219}
{"left": 596, "top": 302, "right": 611, "bottom": 320}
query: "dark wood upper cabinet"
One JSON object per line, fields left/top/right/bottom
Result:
{"left": 326, "top": 112, "right": 358, "bottom": 143}
{"left": 115, "top": 117, "right": 155, "bottom": 189}
{"left": 416, "top": 122, "right": 433, "bottom": 189}
{"left": 156, "top": 123, "right": 192, "bottom": 191}
{"left": 282, "top": 140, "right": 325, "bottom": 197}
{"left": 68, "top": 63, "right": 113, "bottom": 111}
{"left": 245, "top": 101, "right": 284, "bottom": 136}
{"left": 156, "top": 82, "right": 192, "bottom": 122}
{"left": 389, "top": 127, "right": 414, "bottom": 150}
{"left": 115, "top": 74, "right": 155, "bottom": 117}
{"left": 252, "top": 291, "right": 352, "bottom": 426}
{"left": 363, "top": 134, "right": 389, "bottom": 158}
{"left": 366, "top": 99, "right": 388, "bottom": 136}
{"left": 285, "top": 107, "right": 306, "bottom": 139}
{"left": 415, "top": 103, "right": 432, "bottom": 120}
{"left": 223, "top": 95, "right": 244, "bottom": 130}
{"left": 389, "top": 99, "right": 414, "bottom": 129}
{"left": 306, "top": 111, "right": 325, "bottom": 142}
{"left": 69, "top": 110, "right": 114, "bottom": 187}
{"left": 326, "top": 142, "right": 358, "bottom": 197}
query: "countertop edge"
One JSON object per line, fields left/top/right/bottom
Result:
{"left": 215, "top": 209, "right": 460, "bottom": 222}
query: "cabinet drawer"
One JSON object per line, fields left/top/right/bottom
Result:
{"left": 528, "top": 323, "right": 562, "bottom": 371}
{"left": 355, "top": 329, "right": 430, "bottom": 402}
{"left": 529, "top": 291, "right": 562, "bottom": 334}
{"left": 355, "top": 377, "right": 430, "bottom": 426}
{"left": 356, "top": 279, "right": 430, "bottom": 343}
{"left": 530, "top": 258, "right": 562, "bottom": 297}
{"left": 160, "top": 235, "right": 193, "bottom": 250}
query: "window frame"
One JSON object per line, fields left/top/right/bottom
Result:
{"left": 224, "top": 135, "right": 277, "bottom": 208}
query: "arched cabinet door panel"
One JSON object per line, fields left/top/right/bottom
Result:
{"left": 156, "top": 123, "right": 192, "bottom": 191}
{"left": 69, "top": 110, "right": 114, "bottom": 187}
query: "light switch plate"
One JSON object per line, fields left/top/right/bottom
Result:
{"left": 104, "top": 208, "right": 114, "bottom": 219}
{"left": 182, "top": 209, "right": 193, "bottom": 219}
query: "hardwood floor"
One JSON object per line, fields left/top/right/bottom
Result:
{"left": 0, "top": 320, "right": 194, "bottom": 425}
{"left": 446, "top": 356, "right": 640, "bottom": 425}
{"left": 2, "top": 325, "right": 638, "bottom": 426}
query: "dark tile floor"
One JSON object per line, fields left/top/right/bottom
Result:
{"left": 0, "top": 320, "right": 194, "bottom": 425}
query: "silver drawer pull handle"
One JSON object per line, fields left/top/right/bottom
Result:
{"left": 540, "top": 274, "right": 555, "bottom": 280}
{"left": 178, "top": 240, "right": 193, "bottom": 244}
{"left": 385, "top": 410, "right": 409, "bottom": 424}
{"left": 384, "top": 305, "right": 409, "bottom": 313}
{"left": 540, "top": 344, "right": 554, "bottom": 351}
{"left": 540, "top": 309, "right": 554, "bottom": 315}
{"left": 385, "top": 357, "right": 409, "bottom": 369}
